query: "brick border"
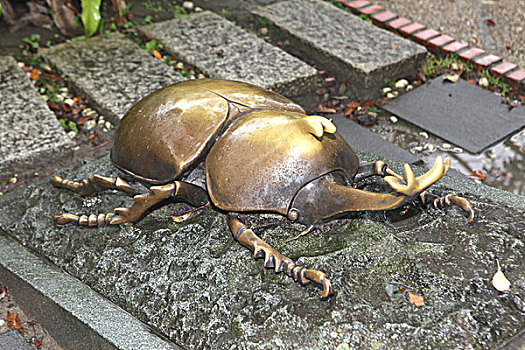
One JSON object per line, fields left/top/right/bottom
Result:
{"left": 336, "top": 0, "right": 525, "bottom": 91}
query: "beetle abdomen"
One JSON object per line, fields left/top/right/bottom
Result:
{"left": 206, "top": 110, "right": 359, "bottom": 214}
{"left": 111, "top": 79, "right": 305, "bottom": 184}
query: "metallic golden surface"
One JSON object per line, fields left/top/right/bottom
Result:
{"left": 420, "top": 191, "right": 478, "bottom": 223}
{"left": 384, "top": 156, "right": 449, "bottom": 197}
{"left": 206, "top": 110, "right": 359, "bottom": 215}
{"left": 52, "top": 79, "right": 479, "bottom": 299}
{"left": 228, "top": 216, "right": 333, "bottom": 298}
{"left": 111, "top": 79, "right": 304, "bottom": 184}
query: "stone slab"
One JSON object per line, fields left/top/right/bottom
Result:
{"left": 0, "top": 329, "right": 34, "bottom": 350}
{"left": 40, "top": 33, "right": 184, "bottom": 123}
{"left": 0, "top": 230, "right": 182, "bottom": 350}
{"left": 0, "top": 56, "right": 72, "bottom": 177}
{"left": 0, "top": 153, "right": 523, "bottom": 349}
{"left": 138, "top": 12, "right": 317, "bottom": 97}
{"left": 252, "top": 0, "right": 427, "bottom": 99}
{"left": 331, "top": 114, "right": 420, "bottom": 164}
{"left": 382, "top": 74, "right": 525, "bottom": 154}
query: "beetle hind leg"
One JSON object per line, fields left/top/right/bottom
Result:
{"left": 54, "top": 181, "right": 209, "bottom": 227}
{"left": 51, "top": 175, "right": 146, "bottom": 197}
{"left": 228, "top": 216, "right": 333, "bottom": 298}
{"left": 420, "top": 191, "right": 478, "bottom": 223}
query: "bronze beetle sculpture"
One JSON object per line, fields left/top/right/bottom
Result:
{"left": 51, "top": 79, "right": 477, "bottom": 298}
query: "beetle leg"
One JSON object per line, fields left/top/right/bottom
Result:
{"left": 420, "top": 191, "right": 478, "bottom": 223}
{"left": 54, "top": 181, "right": 209, "bottom": 226}
{"left": 228, "top": 216, "right": 333, "bottom": 298}
{"left": 51, "top": 175, "right": 147, "bottom": 197}
{"left": 354, "top": 160, "right": 404, "bottom": 183}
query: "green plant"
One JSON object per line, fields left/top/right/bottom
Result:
{"left": 480, "top": 69, "right": 512, "bottom": 96}
{"left": 358, "top": 14, "right": 372, "bottom": 23}
{"left": 81, "top": 0, "right": 102, "bottom": 38}
{"left": 169, "top": 5, "right": 188, "bottom": 18}
{"left": 59, "top": 118, "right": 78, "bottom": 133}
{"left": 254, "top": 16, "right": 272, "bottom": 28}
{"left": 143, "top": 1, "right": 163, "bottom": 12}
{"left": 368, "top": 106, "right": 382, "bottom": 114}
{"left": 420, "top": 53, "right": 471, "bottom": 77}
{"left": 143, "top": 15, "right": 153, "bottom": 25}
{"left": 143, "top": 39, "right": 162, "bottom": 53}
{"left": 19, "top": 34, "right": 43, "bottom": 66}
{"left": 384, "top": 78, "right": 395, "bottom": 89}
{"left": 330, "top": 0, "right": 345, "bottom": 9}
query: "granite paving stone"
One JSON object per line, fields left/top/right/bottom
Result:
{"left": 137, "top": 11, "right": 317, "bottom": 97}
{"left": 0, "top": 329, "right": 34, "bottom": 350}
{"left": 331, "top": 114, "right": 420, "bottom": 164}
{"left": 0, "top": 56, "right": 72, "bottom": 177}
{"left": 382, "top": 74, "right": 525, "bottom": 153}
{"left": 40, "top": 32, "right": 184, "bottom": 123}
{"left": 253, "top": 0, "right": 426, "bottom": 99}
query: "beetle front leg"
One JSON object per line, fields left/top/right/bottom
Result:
{"left": 420, "top": 191, "right": 478, "bottom": 223}
{"left": 354, "top": 160, "right": 405, "bottom": 183}
{"left": 227, "top": 216, "right": 333, "bottom": 298}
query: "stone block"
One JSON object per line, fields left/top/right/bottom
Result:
{"left": 382, "top": 74, "right": 525, "bottom": 153}
{"left": 40, "top": 33, "right": 184, "bottom": 123}
{"left": 0, "top": 230, "right": 181, "bottom": 350}
{"left": 0, "top": 56, "right": 72, "bottom": 177}
{"left": 253, "top": 0, "right": 426, "bottom": 99}
{"left": 137, "top": 12, "right": 317, "bottom": 97}
{"left": 0, "top": 152, "right": 524, "bottom": 349}
{"left": 331, "top": 114, "right": 420, "bottom": 164}
{"left": 0, "top": 330, "right": 33, "bottom": 350}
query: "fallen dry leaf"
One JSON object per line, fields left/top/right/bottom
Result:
{"left": 33, "top": 337, "right": 43, "bottom": 347}
{"left": 344, "top": 107, "right": 355, "bottom": 116}
{"left": 485, "top": 19, "right": 496, "bottom": 26}
{"left": 407, "top": 291, "right": 425, "bottom": 307}
{"left": 346, "top": 101, "right": 361, "bottom": 108}
{"left": 492, "top": 259, "right": 511, "bottom": 292}
{"left": 466, "top": 170, "right": 486, "bottom": 181}
{"left": 7, "top": 311, "right": 21, "bottom": 329}
{"left": 172, "top": 211, "right": 193, "bottom": 223}
{"left": 29, "top": 69, "right": 41, "bottom": 80}
{"left": 153, "top": 50, "right": 162, "bottom": 60}
{"left": 314, "top": 105, "right": 337, "bottom": 114}
{"left": 443, "top": 74, "right": 460, "bottom": 83}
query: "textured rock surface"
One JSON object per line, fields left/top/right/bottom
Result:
{"left": 253, "top": 0, "right": 427, "bottom": 99}
{"left": 138, "top": 12, "right": 317, "bottom": 97}
{"left": 0, "top": 231, "right": 181, "bottom": 350}
{"left": 40, "top": 33, "right": 183, "bottom": 122}
{"left": 0, "top": 56, "right": 72, "bottom": 177}
{"left": 0, "top": 153, "right": 523, "bottom": 349}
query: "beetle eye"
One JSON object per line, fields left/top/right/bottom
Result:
{"left": 288, "top": 208, "right": 300, "bottom": 221}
